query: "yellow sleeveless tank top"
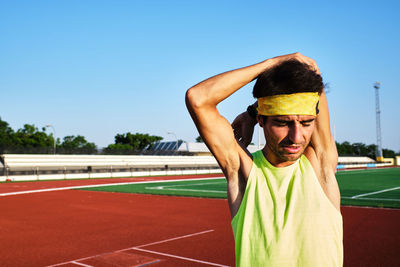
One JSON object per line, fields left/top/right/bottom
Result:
{"left": 231, "top": 150, "right": 343, "bottom": 266}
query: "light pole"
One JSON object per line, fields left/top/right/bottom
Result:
{"left": 374, "top": 82, "right": 383, "bottom": 162}
{"left": 46, "top": 124, "right": 56, "bottom": 154}
{"left": 167, "top": 131, "right": 178, "bottom": 154}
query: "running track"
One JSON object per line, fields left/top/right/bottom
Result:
{"left": 1, "top": 175, "right": 399, "bottom": 266}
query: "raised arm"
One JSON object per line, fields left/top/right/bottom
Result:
{"left": 311, "top": 90, "right": 338, "bottom": 170}
{"left": 185, "top": 61, "right": 271, "bottom": 181}
{"left": 308, "top": 89, "right": 341, "bottom": 210}
{"left": 186, "top": 60, "right": 275, "bottom": 217}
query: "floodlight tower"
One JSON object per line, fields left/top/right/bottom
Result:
{"left": 374, "top": 82, "right": 383, "bottom": 162}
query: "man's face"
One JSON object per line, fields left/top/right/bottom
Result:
{"left": 259, "top": 115, "right": 316, "bottom": 167}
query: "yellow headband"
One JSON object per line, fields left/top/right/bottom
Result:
{"left": 257, "top": 92, "right": 319, "bottom": 116}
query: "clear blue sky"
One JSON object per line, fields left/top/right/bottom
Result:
{"left": 1, "top": 0, "right": 399, "bottom": 152}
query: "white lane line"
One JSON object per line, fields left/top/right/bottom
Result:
{"left": 340, "top": 205, "right": 400, "bottom": 210}
{"left": 132, "top": 247, "right": 231, "bottom": 267}
{"left": 71, "top": 261, "right": 93, "bottom": 267}
{"left": 47, "top": 255, "right": 102, "bottom": 267}
{"left": 0, "top": 177, "right": 225, "bottom": 197}
{"left": 146, "top": 187, "right": 226, "bottom": 194}
{"left": 146, "top": 181, "right": 226, "bottom": 192}
{"left": 137, "top": 259, "right": 161, "bottom": 266}
{"left": 145, "top": 181, "right": 226, "bottom": 194}
{"left": 134, "top": 229, "right": 214, "bottom": 248}
{"left": 342, "top": 196, "right": 400, "bottom": 202}
{"left": 148, "top": 181, "right": 226, "bottom": 189}
{"left": 46, "top": 229, "right": 216, "bottom": 267}
{"left": 351, "top": 186, "right": 400, "bottom": 199}
{"left": 155, "top": 188, "right": 226, "bottom": 194}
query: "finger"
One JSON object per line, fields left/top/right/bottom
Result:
{"left": 233, "top": 130, "right": 241, "bottom": 139}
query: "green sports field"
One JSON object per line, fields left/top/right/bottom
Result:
{"left": 81, "top": 167, "right": 400, "bottom": 209}
{"left": 337, "top": 168, "right": 400, "bottom": 208}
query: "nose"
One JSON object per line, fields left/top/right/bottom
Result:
{"left": 288, "top": 123, "right": 302, "bottom": 144}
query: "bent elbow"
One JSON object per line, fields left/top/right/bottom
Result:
{"left": 185, "top": 87, "right": 206, "bottom": 111}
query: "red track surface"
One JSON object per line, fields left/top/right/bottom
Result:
{"left": 1, "top": 177, "right": 399, "bottom": 266}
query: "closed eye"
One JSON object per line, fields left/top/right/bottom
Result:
{"left": 301, "top": 119, "right": 315, "bottom": 126}
{"left": 272, "top": 119, "right": 289, "bottom": 126}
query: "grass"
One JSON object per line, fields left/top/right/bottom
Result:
{"left": 80, "top": 178, "right": 228, "bottom": 198}
{"left": 337, "top": 168, "right": 400, "bottom": 208}
{"left": 79, "top": 167, "right": 400, "bottom": 209}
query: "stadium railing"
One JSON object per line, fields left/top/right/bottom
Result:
{"left": 0, "top": 154, "right": 222, "bottom": 182}
{"left": 336, "top": 156, "right": 393, "bottom": 170}
{"left": 0, "top": 154, "right": 395, "bottom": 182}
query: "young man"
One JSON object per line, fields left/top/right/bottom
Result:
{"left": 185, "top": 53, "right": 343, "bottom": 266}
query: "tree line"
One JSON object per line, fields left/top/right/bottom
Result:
{"left": 1, "top": 117, "right": 399, "bottom": 157}
{"left": 335, "top": 141, "right": 398, "bottom": 158}
{"left": 197, "top": 136, "right": 399, "bottom": 158}
{"left": 0, "top": 117, "right": 162, "bottom": 154}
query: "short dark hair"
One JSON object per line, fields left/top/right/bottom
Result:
{"left": 253, "top": 60, "right": 323, "bottom": 98}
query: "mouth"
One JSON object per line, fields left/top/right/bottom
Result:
{"left": 282, "top": 145, "right": 302, "bottom": 154}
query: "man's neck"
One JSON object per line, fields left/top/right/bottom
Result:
{"left": 261, "top": 147, "right": 298, "bottom": 168}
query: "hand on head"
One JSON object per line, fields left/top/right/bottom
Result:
{"left": 231, "top": 111, "right": 257, "bottom": 147}
{"left": 272, "top": 52, "right": 321, "bottom": 75}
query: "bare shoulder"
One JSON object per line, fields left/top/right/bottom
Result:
{"left": 304, "top": 144, "right": 341, "bottom": 211}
